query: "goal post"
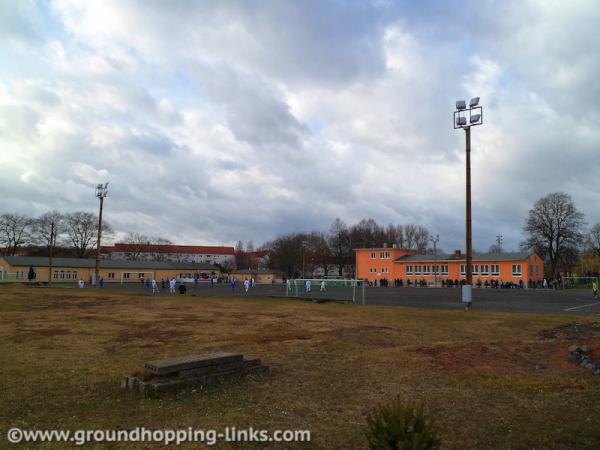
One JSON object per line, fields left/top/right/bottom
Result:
{"left": 561, "top": 276, "right": 599, "bottom": 290}
{"left": 285, "top": 278, "right": 366, "bottom": 304}
{"left": 120, "top": 271, "right": 155, "bottom": 284}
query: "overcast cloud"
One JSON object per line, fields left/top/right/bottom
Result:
{"left": 1, "top": 0, "right": 599, "bottom": 251}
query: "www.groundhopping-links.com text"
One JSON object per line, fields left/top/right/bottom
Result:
{"left": 7, "top": 426, "right": 311, "bottom": 446}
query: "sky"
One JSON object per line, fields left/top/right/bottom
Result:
{"left": 1, "top": 0, "right": 599, "bottom": 252}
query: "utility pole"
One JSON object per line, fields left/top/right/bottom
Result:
{"left": 496, "top": 234, "right": 503, "bottom": 252}
{"left": 430, "top": 234, "right": 439, "bottom": 287}
{"left": 48, "top": 221, "right": 55, "bottom": 284}
{"left": 301, "top": 242, "right": 306, "bottom": 278}
{"left": 94, "top": 183, "right": 109, "bottom": 286}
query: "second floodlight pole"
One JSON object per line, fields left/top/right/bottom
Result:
{"left": 464, "top": 125, "right": 472, "bottom": 309}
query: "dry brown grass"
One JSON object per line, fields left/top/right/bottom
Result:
{"left": 1, "top": 284, "right": 600, "bottom": 449}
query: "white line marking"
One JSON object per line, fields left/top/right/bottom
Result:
{"left": 564, "top": 302, "right": 600, "bottom": 311}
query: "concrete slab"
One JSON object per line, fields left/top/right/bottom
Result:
{"left": 144, "top": 352, "right": 243, "bottom": 375}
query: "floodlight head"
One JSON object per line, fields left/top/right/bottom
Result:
{"left": 470, "top": 114, "right": 481, "bottom": 124}
{"left": 469, "top": 97, "right": 480, "bottom": 107}
{"left": 456, "top": 100, "right": 466, "bottom": 110}
{"left": 456, "top": 116, "right": 467, "bottom": 127}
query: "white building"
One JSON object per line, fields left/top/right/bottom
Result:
{"left": 101, "top": 244, "right": 235, "bottom": 266}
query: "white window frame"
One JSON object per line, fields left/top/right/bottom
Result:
{"left": 481, "top": 264, "right": 489, "bottom": 275}
{"left": 371, "top": 252, "right": 376, "bottom": 259}
{"left": 491, "top": 264, "right": 500, "bottom": 276}
{"left": 460, "top": 264, "right": 466, "bottom": 275}
{"left": 406, "top": 265, "right": 413, "bottom": 275}
{"left": 423, "top": 265, "right": 430, "bottom": 275}
{"left": 472, "top": 264, "right": 478, "bottom": 275}
{"left": 512, "top": 264, "right": 521, "bottom": 277}
{"left": 415, "top": 265, "right": 421, "bottom": 275}
{"left": 442, "top": 264, "right": 449, "bottom": 275}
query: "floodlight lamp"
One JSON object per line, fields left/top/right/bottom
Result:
{"left": 470, "top": 114, "right": 481, "bottom": 123}
{"left": 469, "top": 97, "right": 480, "bottom": 107}
{"left": 456, "top": 116, "right": 467, "bottom": 126}
{"left": 456, "top": 100, "right": 466, "bottom": 110}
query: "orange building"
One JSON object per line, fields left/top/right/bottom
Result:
{"left": 355, "top": 248, "right": 544, "bottom": 286}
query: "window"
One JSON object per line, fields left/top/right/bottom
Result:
{"left": 432, "top": 265, "right": 439, "bottom": 274}
{"left": 491, "top": 264, "right": 500, "bottom": 276}
{"left": 123, "top": 273, "right": 130, "bottom": 279}
{"left": 66, "top": 271, "right": 71, "bottom": 279}
{"left": 441, "top": 265, "right": 449, "bottom": 275}
{"left": 138, "top": 273, "right": 144, "bottom": 278}
{"left": 406, "top": 265, "right": 413, "bottom": 275}
{"left": 512, "top": 264, "right": 521, "bottom": 276}
{"left": 472, "top": 265, "right": 478, "bottom": 275}
{"left": 371, "top": 252, "right": 376, "bottom": 259}
{"left": 460, "top": 265, "right": 466, "bottom": 275}
{"left": 72, "top": 271, "right": 77, "bottom": 279}
{"left": 423, "top": 265, "right": 430, "bottom": 275}
{"left": 380, "top": 251, "right": 390, "bottom": 259}
{"left": 60, "top": 271, "right": 65, "bottom": 279}
{"left": 415, "top": 265, "right": 421, "bottom": 275}
{"left": 108, "top": 272, "right": 115, "bottom": 279}
{"left": 481, "top": 264, "right": 489, "bottom": 275}
{"left": 53, "top": 271, "right": 59, "bottom": 279}
{"left": 369, "top": 268, "right": 376, "bottom": 273}
{"left": 382, "top": 268, "right": 389, "bottom": 273}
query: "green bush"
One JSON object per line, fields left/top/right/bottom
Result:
{"left": 365, "top": 398, "right": 441, "bottom": 450}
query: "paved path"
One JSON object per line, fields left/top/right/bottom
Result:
{"left": 94, "top": 282, "right": 600, "bottom": 316}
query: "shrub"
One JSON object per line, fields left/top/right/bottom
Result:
{"left": 365, "top": 397, "right": 441, "bottom": 450}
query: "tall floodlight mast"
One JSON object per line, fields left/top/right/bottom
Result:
{"left": 453, "top": 97, "right": 483, "bottom": 309}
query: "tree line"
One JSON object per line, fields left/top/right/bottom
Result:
{"left": 0, "top": 211, "right": 112, "bottom": 258}
{"left": 259, "top": 218, "right": 434, "bottom": 278}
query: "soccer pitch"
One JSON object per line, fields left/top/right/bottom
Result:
{"left": 1, "top": 284, "right": 600, "bottom": 448}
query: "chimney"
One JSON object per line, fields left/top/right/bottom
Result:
{"left": 453, "top": 249, "right": 462, "bottom": 259}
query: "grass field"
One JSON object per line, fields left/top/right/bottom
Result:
{"left": 1, "top": 284, "right": 600, "bottom": 449}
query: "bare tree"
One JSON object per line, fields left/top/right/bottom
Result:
{"left": 328, "top": 218, "right": 352, "bottom": 276}
{"left": 149, "top": 237, "right": 172, "bottom": 261}
{"left": 404, "top": 224, "right": 429, "bottom": 253}
{"left": 66, "top": 211, "right": 113, "bottom": 258}
{"left": 33, "top": 211, "right": 66, "bottom": 248}
{"left": 488, "top": 243, "right": 503, "bottom": 254}
{"left": 586, "top": 223, "right": 600, "bottom": 258}
{"left": 522, "top": 192, "right": 585, "bottom": 277}
{"left": 122, "top": 233, "right": 152, "bottom": 260}
{"left": 0, "top": 213, "right": 33, "bottom": 255}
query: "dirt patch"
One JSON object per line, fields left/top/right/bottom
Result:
{"left": 416, "top": 323, "right": 600, "bottom": 374}
{"left": 416, "top": 341, "right": 540, "bottom": 373}
{"left": 538, "top": 321, "right": 600, "bottom": 340}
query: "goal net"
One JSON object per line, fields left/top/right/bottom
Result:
{"left": 561, "top": 276, "right": 599, "bottom": 289}
{"left": 285, "top": 278, "right": 366, "bottom": 304}
{"left": 120, "top": 272, "right": 155, "bottom": 284}
{"left": 0, "top": 271, "right": 20, "bottom": 282}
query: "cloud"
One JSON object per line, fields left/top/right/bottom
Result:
{"left": 0, "top": 0, "right": 599, "bottom": 253}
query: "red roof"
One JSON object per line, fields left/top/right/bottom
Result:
{"left": 103, "top": 244, "right": 235, "bottom": 255}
